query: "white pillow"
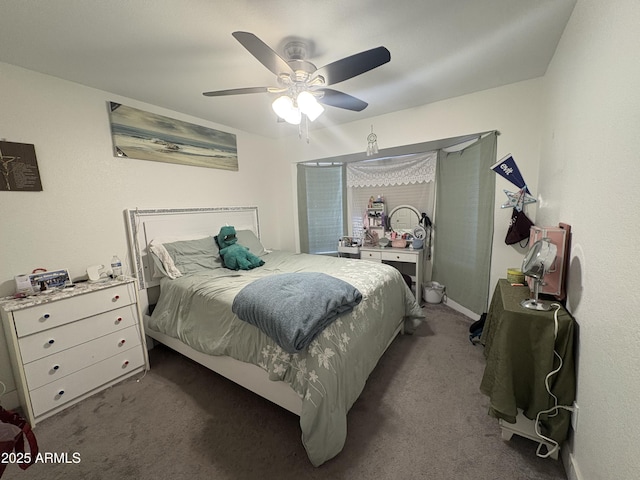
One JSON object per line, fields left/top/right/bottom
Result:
{"left": 149, "top": 242, "right": 182, "bottom": 279}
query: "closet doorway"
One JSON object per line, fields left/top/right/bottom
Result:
{"left": 297, "top": 131, "right": 497, "bottom": 315}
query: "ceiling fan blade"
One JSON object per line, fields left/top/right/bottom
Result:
{"left": 314, "top": 46, "right": 390, "bottom": 86}
{"left": 317, "top": 88, "right": 368, "bottom": 112}
{"left": 232, "top": 31, "right": 294, "bottom": 76}
{"left": 203, "top": 87, "right": 270, "bottom": 97}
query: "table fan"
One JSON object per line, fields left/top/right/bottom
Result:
{"left": 520, "top": 237, "right": 558, "bottom": 311}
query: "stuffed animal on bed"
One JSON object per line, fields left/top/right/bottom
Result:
{"left": 216, "top": 225, "right": 265, "bottom": 271}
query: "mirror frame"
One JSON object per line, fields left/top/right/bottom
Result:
{"left": 387, "top": 204, "right": 421, "bottom": 233}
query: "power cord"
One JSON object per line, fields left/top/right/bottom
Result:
{"left": 533, "top": 302, "right": 575, "bottom": 458}
{"left": 136, "top": 369, "right": 148, "bottom": 383}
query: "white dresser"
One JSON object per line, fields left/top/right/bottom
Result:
{"left": 359, "top": 246, "right": 424, "bottom": 304}
{"left": 0, "top": 278, "right": 149, "bottom": 426}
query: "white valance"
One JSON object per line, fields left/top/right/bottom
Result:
{"left": 346, "top": 151, "right": 437, "bottom": 187}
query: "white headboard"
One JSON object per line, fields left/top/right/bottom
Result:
{"left": 125, "top": 206, "right": 260, "bottom": 290}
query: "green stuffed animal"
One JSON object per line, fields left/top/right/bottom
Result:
{"left": 217, "top": 225, "right": 265, "bottom": 271}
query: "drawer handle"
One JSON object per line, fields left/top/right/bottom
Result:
{"left": 115, "top": 317, "right": 123, "bottom": 323}
{"left": 396, "top": 256, "right": 400, "bottom": 259}
{"left": 43, "top": 313, "right": 50, "bottom": 319}
{"left": 113, "top": 295, "right": 120, "bottom": 301}
{"left": 58, "top": 389, "right": 65, "bottom": 396}
{"left": 52, "top": 364, "right": 60, "bottom": 371}
{"left": 123, "top": 360, "right": 130, "bottom": 367}
{"left": 119, "top": 339, "right": 126, "bottom": 346}
{"left": 47, "top": 339, "right": 55, "bottom": 345}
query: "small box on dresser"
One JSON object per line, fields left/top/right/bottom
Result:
{"left": 0, "top": 278, "right": 149, "bottom": 426}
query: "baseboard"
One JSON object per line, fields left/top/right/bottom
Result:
{"left": 441, "top": 297, "right": 480, "bottom": 321}
{"left": 562, "top": 450, "right": 584, "bottom": 480}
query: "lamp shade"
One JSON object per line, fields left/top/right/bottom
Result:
{"left": 297, "top": 91, "right": 324, "bottom": 122}
{"left": 272, "top": 96, "right": 301, "bottom": 125}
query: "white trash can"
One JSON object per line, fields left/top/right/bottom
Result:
{"left": 424, "top": 281, "right": 446, "bottom": 304}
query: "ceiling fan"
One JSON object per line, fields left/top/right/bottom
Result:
{"left": 203, "top": 32, "right": 391, "bottom": 126}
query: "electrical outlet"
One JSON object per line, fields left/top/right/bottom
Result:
{"left": 571, "top": 402, "right": 579, "bottom": 431}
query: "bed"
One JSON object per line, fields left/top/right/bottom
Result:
{"left": 125, "top": 206, "right": 424, "bottom": 466}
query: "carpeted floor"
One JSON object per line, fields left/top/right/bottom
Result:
{"left": 3, "top": 304, "right": 567, "bottom": 480}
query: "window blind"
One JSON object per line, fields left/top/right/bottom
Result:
{"left": 297, "top": 164, "right": 347, "bottom": 254}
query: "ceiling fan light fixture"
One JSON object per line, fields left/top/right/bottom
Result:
{"left": 271, "top": 94, "right": 293, "bottom": 117}
{"left": 285, "top": 107, "right": 302, "bottom": 125}
{"left": 297, "top": 91, "right": 324, "bottom": 122}
{"left": 205, "top": 32, "right": 391, "bottom": 139}
{"left": 272, "top": 95, "right": 301, "bottom": 125}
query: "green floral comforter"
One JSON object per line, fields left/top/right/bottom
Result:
{"left": 149, "top": 250, "right": 424, "bottom": 466}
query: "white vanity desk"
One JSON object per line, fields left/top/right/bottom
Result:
{"left": 357, "top": 246, "right": 424, "bottom": 305}
{"left": 340, "top": 204, "right": 427, "bottom": 304}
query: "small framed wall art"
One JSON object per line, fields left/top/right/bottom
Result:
{"left": 0, "top": 141, "right": 43, "bottom": 192}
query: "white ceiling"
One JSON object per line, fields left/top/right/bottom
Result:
{"left": 0, "top": 0, "right": 575, "bottom": 139}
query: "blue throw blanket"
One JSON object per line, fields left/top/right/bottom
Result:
{"left": 232, "top": 272, "right": 362, "bottom": 353}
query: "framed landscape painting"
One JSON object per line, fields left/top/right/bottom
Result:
{"left": 108, "top": 102, "right": 238, "bottom": 171}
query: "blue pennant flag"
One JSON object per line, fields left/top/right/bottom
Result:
{"left": 490, "top": 154, "right": 530, "bottom": 194}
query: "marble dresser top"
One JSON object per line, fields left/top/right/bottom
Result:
{"left": 0, "top": 277, "right": 135, "bottom": 312}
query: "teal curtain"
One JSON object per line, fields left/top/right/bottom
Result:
{"left": 432, "top": 133, "right": 497, "bottom": 314}
{"left": 297, "top": 163, "right": 347, "bottom": 254}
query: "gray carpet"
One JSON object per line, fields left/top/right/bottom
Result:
{"left": 3, "top": 304, "right": 567, "bottom": 480}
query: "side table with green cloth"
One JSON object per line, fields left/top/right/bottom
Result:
{"left": 480, "top": 279, "right": 576, "bottom": 445}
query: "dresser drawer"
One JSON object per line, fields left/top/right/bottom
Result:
{"left": 18, "top": 304, "right": 137, "bottom": 364}
{"left": 29, "top": 346, "right": 145, "bottom": 418}
{"left": 360, "top": 250, "right": 382, "bottom": 261}
{"left": 381, "top": 251, "right": 417, "bottom": 263}
{"left": 13, "top": 283, "right": 136, "bottom": 337}
{"left": 24, "top": 325, "right": 142, "bottom": 391}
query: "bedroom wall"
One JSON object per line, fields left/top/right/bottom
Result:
{"left": 537, "top": 1, "right": 639, "bottom": 479}
{"left": 278, "top": 77, "right": 545, "bottom": 307}
{"left": 0, "top": 62, "right": 289, "bottom": 405}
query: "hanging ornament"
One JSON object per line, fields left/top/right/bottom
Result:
{"left": 366, "top": 125, "right": 379, "bottom": 156}
{"left": 502, "top": 186, "right": 536, "bottom": 211}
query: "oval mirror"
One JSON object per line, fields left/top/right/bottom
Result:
{"left": 388, "top": 205, "right": 421, "bottom": 234}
